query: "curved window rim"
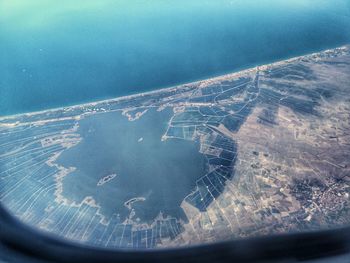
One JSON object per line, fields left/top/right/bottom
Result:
{"left": 0, "top": 204, "right": 350, "bottom": 263}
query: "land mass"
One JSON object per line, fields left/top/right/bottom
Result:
{"left": 0, "top": 46, "right": 350, "bottom": 249}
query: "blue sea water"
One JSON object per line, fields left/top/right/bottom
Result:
{"left": 1, "top": 0, "right": 350, "bottom": 116}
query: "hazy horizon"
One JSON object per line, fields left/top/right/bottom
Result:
{"left": 1, "top": 0, "right": 350, "bottom": 116}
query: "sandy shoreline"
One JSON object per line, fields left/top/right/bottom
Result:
{"left": 1, "top": 44, "right": 348, "bottom": 121}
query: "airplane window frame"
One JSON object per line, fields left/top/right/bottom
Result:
{"left": 1, "top": 204, "right": 350, "bottom": 263}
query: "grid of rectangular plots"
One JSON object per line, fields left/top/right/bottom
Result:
{"left": 120, "top": 218, "right": 182, "bottom": 249}
{"left": 88, "top": 218, "right": 182, "bottom": 249}
{"left": 43, "top": 200, "right": 184, "bottom": 249}
{"left": 0, "top": 119, "right": 76, "bottom": 157}
{"left": 182, "top": 130, "right": 236, "bottom": 212}
{"left": 206, "top": 135, "right": 237, "bottom": 166}
{"left": 185, "top": 166, "right": 234, "bottom": 212}
{"left": 2, "top": 165, "right": 58, "bottom": 225}
{"left": 0, "top": 120, "right": 76, "bottom": 205}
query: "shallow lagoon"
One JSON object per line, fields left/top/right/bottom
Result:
{"left": 57, "top": 109, "right": 207, "bottom": 223}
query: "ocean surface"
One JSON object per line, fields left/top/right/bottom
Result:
{"left": 1, "top": 0, "right": 350, "bottom": 116}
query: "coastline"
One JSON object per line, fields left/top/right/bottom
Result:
{"left": 1, "top": 43, "right": 348, "bottom": 121}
